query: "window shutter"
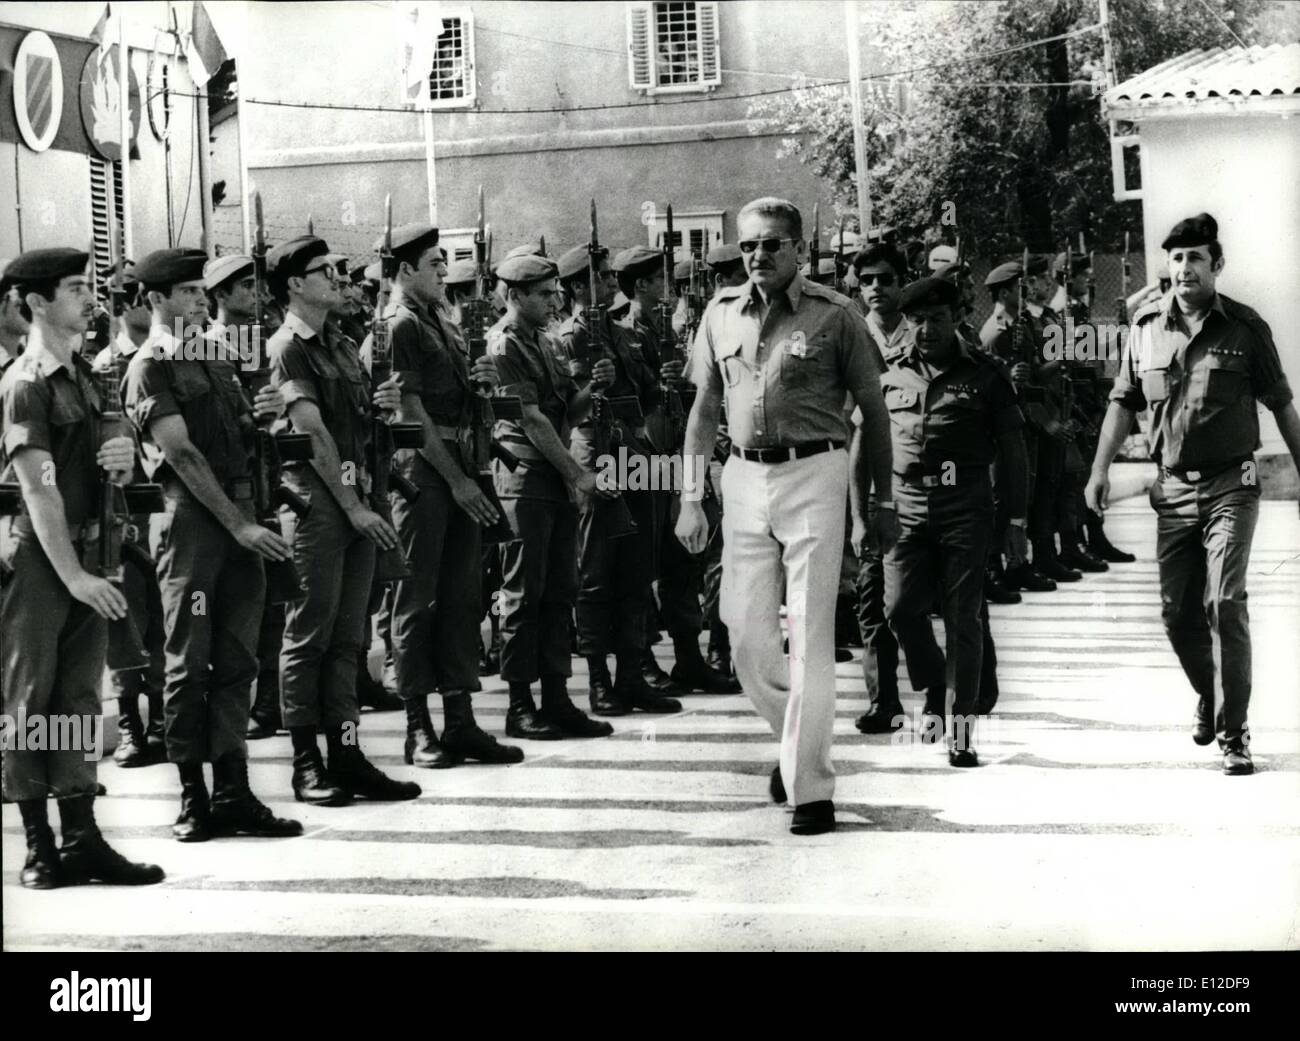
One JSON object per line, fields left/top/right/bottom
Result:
{"left": 697, "top": 1, "right": 720, "bottom": 87}
{"left": 627, "top": 2, "right": 653, "bottom": 89}
{"left": 89, "top": 156, "right": 124, "bottom": 278}
{"left": 459, "top": 11, "right": 477, "bottom": 106}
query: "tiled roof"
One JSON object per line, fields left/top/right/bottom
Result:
{"left": 1104, "top": 43, "right": 1300, "bottom": 112}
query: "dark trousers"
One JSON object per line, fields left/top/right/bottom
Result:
{"left": 106, "top": 534, "right": 165, "bottom": 699}
{"left": 497, "top": 496, "right": 578, "bottom": 683}
{"left": 1030, "top": 435, "right": 1064, "bottom": 543}
{"left": 1151, "top": 469, "right": 1259, "bottom": 745}
{"left": 279, "top": 471, "right": 374, "bottom": 729}
{"left": 575, "top": 486, "right": 657, "bottom": 656}
{"left": 0, "top": 530, "right": 103, "bottom": 801}
{"left": 854, "top": 542, "right": 900, "bottom": 711}
{"left": 390, "top": 475, "right": 483, "bottom": 696}
{"left": 700, "top": 462, "right": 728, "bottom": 650}
{"left": 152, "top": 490, "right": 264, "bottom": 764}
{"left": 651, "top": 490, "right": 704, "bottom": 640}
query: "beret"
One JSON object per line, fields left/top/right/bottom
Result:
{"left": 1052, "top": 251, "right": 1091, "bottom": 276}
{"left": 706, "top": 243, "right": 742, "bottom": 266}
{"left": 983, "top": 260, "right": 1023, "bottom": 287}
{"left": 266, "top": 236, "right": 329, "bottom": 280}
{"left": 1161, "top": 212, "right": 1218, "bottom": 250}
{"left": 898, "top": 276, "right": 959, "bottom": 313}
{"left": 927, "top": 245, "right": 958, "bottom": 270}
{"left": 324, "top": 253, "right": 349, "bottom": 274}
{"left": 204, "top": 254, "right": 255, "bottom": 292}
{"left": 557, "top": 245, "right": 593, "bottom": 280}
{"left": 801, "top": 258, "right": 838, "bottom": 277}
{"left": 609, "top": 291, "right": 630, "bottom": 315}
{"left": 349, "top": 262, "right": 372, "bottom": 285}
{"left": 135, "top": 247, "right": 208, "bottom": 287}
{"left": 611, "top": 245, "right": 660, "bottom": 275}
{"left": 384, "top": 223, "right": 439, "bottom": 257}
{"left": 495, "top": 254, "right": 558, "bottom": 287}
{"left": 6, "top": 248, "right": 90, "bottom": 285}
{"left": 932, "top": 261, "right": 969, "bottom": 282}
{"left": 673, "top": 259, "right": 693, "bottom": 282}
{"left": 1024, "top": 255, "right": 1050, "bottom": 277}
{"left": 444, "top": 259, "right": 477, "bottom": 285}
{"left": 363, "top": 261, "right": 381, "bottom": 283}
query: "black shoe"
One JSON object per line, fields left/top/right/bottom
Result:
{"left": 291, "top": 747, "right": 349, "bottom": 806}
{"left": 18, "top": 801, "right": 60, "bottom": 889}
{"left": 246, "top": 715, "right": 282, "bottom": 740}
{"left": 1088, "top": 530, "right": 1136, "bottom": 563}
{"left": 670, "top": 660, "right": 741, "bottom": 694}
{"left": 113, "top": 704, "right": 151, "bottom": 768}
{"left": 1004, "top": 563, "right": 1057, "bottom": 593}
{"left": 328, "top": 745, "right": 421, "bottom": 801}
{"left": 57, "top": 796, "right": 165, "bottom": 886}
{"left": 1223, "top": 746, "right": 1254, "bottom": 776}
{"left": 209, "top": 756, "right": 302, "bottom": 837}
{"left": 441, "top": 693, "right": 524, "bottom": 764}
{"left": 357, "top": 666, "right": 403, "bottom": 712}
{"left": 539, "top": 698, "right": 614, "bottom": 738}
{"left": 504, "top": 687, "right": 567, "bottom": 741}
{"left": 403, "top": 699, "right": 459, "bottom": 768}
{"left": 834, "top": 647, "right": 853, "bottom": 663}
{"left": 478, "top": 634, "right": 502, "bottom": 676}
{"left": 1193, "top": 697, "right": 1216, "bottom": 746}
{"left": 855, "top": 705, "right": 904, "bottom": 734}
{"left": 615, "top": 675, "right": 682, "bottom": 714}
{"left": 588, "top": 660, "right": 631, "bottom": 717}
{"left": 172, "top": 765, "right": 211, "bottom": 843}
{"left": 984, "top": 568, "right": 1022, "bottom": 605}
{"left": 1034, "top": 549, "right": 1082, "bottom": 582}
{"left": 948, "top": 748, "right": 980, "bottom": 768}
{"left": 1059, "top": 544, "right": 1108, "bottom": 573}
{"left": 790, "top": 800, "right": 835, "bottom": 835}
{"left": 706, "top": 646, "right": 733, "bottom": 678}
{"left": 641, "top": 649, "right": 687, "bottom": 696}
{"left": 769, "top": 765, "right": 786, "bottom": 804}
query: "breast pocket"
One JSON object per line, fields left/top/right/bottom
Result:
{"left": 1140, "top": 368, "right": 1171, "bottom": 404}
{"left": 781, "top": 336, "right": 829, "bottom": 388}
{"left": 883, "top": 386, "right": 920, "bottom": 412}
{"left": 1201, "top": 353, "right": 1248, "bottom": 405}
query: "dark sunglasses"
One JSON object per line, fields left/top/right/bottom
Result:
{"left": 858, "top": 272, "right": 896, "bottom": 287}
{"left": 738, "top": 237, "right": 797, "bottom": 254}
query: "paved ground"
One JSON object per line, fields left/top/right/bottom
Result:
{"left": 4, "top": 483, "right": 1299, "bottom": 951}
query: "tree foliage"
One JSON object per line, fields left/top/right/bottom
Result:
{"left": 750, "top": 0, "right": 1298, "bottom": 255}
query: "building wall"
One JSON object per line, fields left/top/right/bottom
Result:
{"left": 1139, "top": 110, "right": 1300, "bottom": 467}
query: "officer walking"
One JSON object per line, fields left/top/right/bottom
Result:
{"left": 1087, "top": 213, "right": 1300, "bottom": 776}
{"left": 1, "top": 247, "right": 164, "bottom": 888}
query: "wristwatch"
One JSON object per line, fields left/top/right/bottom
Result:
{"left": 876, "top": 500, "right": 896, "bottom": 510}
{"left": 1009, "top": 517, "right": 1027, "bottom": 528}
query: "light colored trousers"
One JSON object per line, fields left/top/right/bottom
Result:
{"left": 720, "top": 450, "right": 847, "bottom": 806}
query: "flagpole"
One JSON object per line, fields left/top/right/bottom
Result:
{"left": 118, "top": 13, "right": 135, "bottom": 260}
{"left": 196, "top": 81, "right": 214, "bottom": 253}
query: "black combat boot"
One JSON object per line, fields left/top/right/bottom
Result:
{"left": 325, "top": 726, "right": 421, "bottom": 801}
{"left": 58, "top": 795, "right": 165, "bottom": 886}
{"left": 403, "top": 698, "right": 458, "bottom": 768}
{"left": 614, "top": 650, "right": 682, "bottom": 714}
{"left": 588, "top": 656, "right": 629, "bottom": 717}
{"left": 1004, "top": 561, "right": 1057, "bottom": 593}
{"left": 113, "top": 692, "right": 150, "bottom": 768}
{"left": 1085, "top": 508, "right": 1136, "bottom": 564}
{"left": 1032, "top": 539, "right": 1082, "bottom": 582}
{"left": 538, "top": 674, "right": 614, "bottom": 737}
{"left": 290, "top": 727, "right": 349, "bottom": 806}
{"left": 441, "top": 692, "right": 524, "bottom": 764}
{"left": 640, "top": 647, "right": 686, "bottom": 696}
{"left": 504, "top": 682, "right": 566, "bottom": 740}
{"left": 1059, "top": 539, "right": 1108, "bottom": 573}
{"left": 670, "top": 636, "right": 741, "bottom": 693}
{"left": 984, "top": 559, "right": 1022, "bottom": 604}
{"left": 210, "top": 755, "right": 302, "bottom": 837}
{"left": 172, "top": 762, "right": 212, "bottom": 842}
{"left": 144, "top": 689, "right": 166, "bottom": 760}
{"left": 18, "top": 799, "right": 60, "bottom": 889}
{"left": 247, "top": 672, "right": 282, "bottom": 740}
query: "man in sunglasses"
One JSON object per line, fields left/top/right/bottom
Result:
{"left": 676, "top": 197, "right": 896, "bottom": 836}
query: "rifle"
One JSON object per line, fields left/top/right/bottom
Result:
{"left": 809, "top": 202, "right": 820, "bottom": 282}
{"left": 368, "top": 195, "right": 425, "bottom": 583}
{"left": 1116, "top": 231, "right": 1131, "bottom": 326}
{"left": 463, "top": 186, "right": 520, "bottom": 545}
{"left": 1013, "top": 247, "right": 1044, "bottom": 404}
{"left": 586, "top": 198, "right": 636, "bottom": 539}
{"left": 248, "top": 190, "right": 315, "bottom": 603}
{"left": 836, "top": 216, "right": 847, "bottom": 293}
{"left": 658, "top": 204, "right": 686, "bottom": 448}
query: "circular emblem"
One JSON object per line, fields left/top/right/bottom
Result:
{"left": 12, "top": 31, "right": 63, "bottom": 152}
{"left": 78, "top": 45, "right": 142, "bottom": 161}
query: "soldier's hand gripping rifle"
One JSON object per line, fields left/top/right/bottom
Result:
{"left": 368, "top": 195, "right": 425, "bottom": 583}
{"left": 463, "top": 186, "right": 520, "bottom": 544}
{"left": 247, "top": 191, "right": 316, "bottom": 603}
{"left": 1013, "top": 246, "right": 1045, "bottom": 405}
{"left": 658, "top": 204, "right": 686, "bottom": 449}
{"left": 586, "top": 199, "right": 636, "bottom": 539}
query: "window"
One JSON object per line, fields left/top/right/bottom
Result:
{"left": 89, "top": 155, "right": 125, "bottom": 279}
{"left": 426, "top": 10, "right": 476, "bottom": 109}
{"left": 437, "top": 229, "right": 476, "bottom": 263}
{"left": 645, "top": 210, "right": 724, "bottom": 260}
{"left": 627, "top": 2, "right": 721, "bottom": 94}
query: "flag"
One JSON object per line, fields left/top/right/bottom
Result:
{"left": 89, "top": 4, "right": 112, "bottom": 46}
{"left": 394, "top": 1, "right": 442, "bottom": 104}
{"left": 186, "top": 1, "right": 228, "bottom": 87}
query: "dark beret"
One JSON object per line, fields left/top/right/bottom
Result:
{"left": 444, "top": 259, "right": 477, "bottom": 286}
{"left": 611, "top": 246, "right": 661, "bottom": 275}
{"left": 384, "top": 223, "right": 439, "bottom": 257}
{"left": 983, "top": 261, "right": 1023, "bottom": 287}
{"left": 496, "top": 254, "right": 558, "bottom": 287}
{"left": 557, "top": 246, "right": 593, "bottom": 281}
{"left": 1161, "top": 212, "right": 1218, "bottom": 250}
{"left": 1052, "top": 251, "right": 1091, "bottom": 276}
{"left": 1024, "top": 255, "right": 1050, "bottom": 277}
{"left": 609, "top": 291, "right": 630, "bottom": 316}
{"left": 673, "top": 259, "right": 693, "bottom": 282}
{"left": 932, "top": 261, "right": 969, "bottom": 282}
{"left": 204, "top": 254, "right": 255, "bottom": 292}
{"left": 6, "top": 248, "right": 90, "bottom": 285}
{"left": 349, "top": 262, "right": 372, "bottom": 285}
{"left": 897, "top": 277, "right": 959, "bottom": 313}
{"left": 266, "top": 236, "right": 329, "bottom": 281}
{"left": 135, "top": 247, "right": 208, "bottom": 287}
{"left": 706, "top": 243, "right": 742, "bottom": 267}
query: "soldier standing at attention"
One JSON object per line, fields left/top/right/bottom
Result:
{"left": 267, "top": 236, "right": 421, "bottom": 805}
{"left": 1087, "top": 213, "right": 1300, "bottom": 776}
{"left": 676, "top": 198, "right": 896, "bottom": 836}
{"left": 0, "top": 264, "right": 29, "bottom": 370}
{"left": 1, "top": 247, "right": 164, "bottom": 888}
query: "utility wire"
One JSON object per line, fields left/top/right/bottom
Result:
{"left": 1191, "top": 0, "right": 1250, "bottom": 49}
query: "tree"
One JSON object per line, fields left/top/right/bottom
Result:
{"left": 750, "top": 0, "right": 1296, "bottom": 255}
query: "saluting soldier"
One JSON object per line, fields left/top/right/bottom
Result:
{"left": 1087, "top": 213, "right": 1300, "bottom": 776}
{"left": 555, "top": 244, "right": 680, "bottom": 716}
{"left": 267, "top": 235, "right": 421, "bottom": 805}
{"left": 123, "top": 248, "right": 301, "bottom": 842}
{"left": 1, "top": 247, "right": 164, "bottom": 888}
{"left": 365, "top": 222, "right": 522, "bottom": 767}
{"left": 488, "top": 253, "right": 615, "bottom": 740}
{"left": 877, "top": 277, "right": 1030, "bottom": 766}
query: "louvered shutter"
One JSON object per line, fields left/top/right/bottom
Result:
{"left": 627, "top": 3, "right": 653, "bottom": 89}
{"left": 697, "top": 1, "right": 720, "bottom": 87}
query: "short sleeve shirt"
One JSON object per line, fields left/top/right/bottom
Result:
{"left": 560, "top": 308, "right": 659, "bottom": 456}
{"left": 364, "top": 293, "right": 472, "bottom": 428}
{"left": 1110, "top": 291, "right": 1292, "bottom": 470}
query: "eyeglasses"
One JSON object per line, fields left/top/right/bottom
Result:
{"left": 303, "top": 263, "right": 338, "bottom": 283}
{"left": 858, "top": 272, "right": 896, "bottom": 287}
{"left": 738, "top": 237, "right": 798, "bottom": 255}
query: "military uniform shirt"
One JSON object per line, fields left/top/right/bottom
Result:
{"left": 691, "top": 273, "right": 879, "bottom": 449}
{"left": 270, "top": 310, "right": 371, "bottom": 474}
{"left": 124, "top": 326, "right": 253, "bottom": 486}
{"left": 1111, "top": 290, "right": 1292, "bottom": 471}
{"left": 0, "top": 347, "right": 102, "bottom": 526}
{"left": 865, "top": 310, "right": 911, "bottom": 367}
{"left": 881, "top": 337, "right": 1024, "bottom": 476}
{"left": 558, "top": 309, "right": 659, "bottom": 455}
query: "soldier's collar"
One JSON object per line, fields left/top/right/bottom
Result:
{"left": 281, "top": 309, "right": 322, "bottom": 342}
{"left": 902, "top": 335, "right": 970, "bottom": 367}
{"left": 1161, "top": 289, "right": 1225, "bottom": 327}
{"left": 747, "top": 271, "right": 804, "bottom": 313}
